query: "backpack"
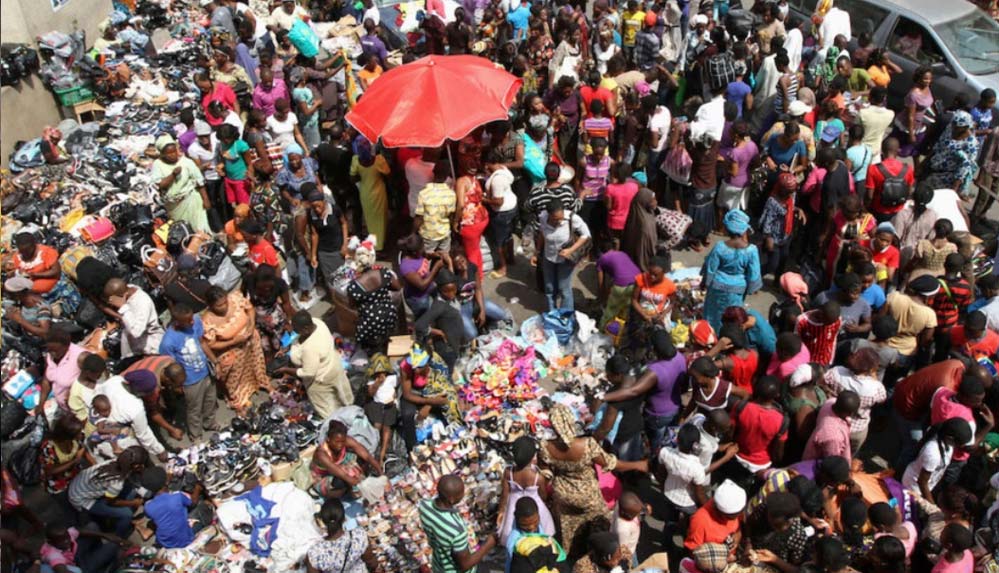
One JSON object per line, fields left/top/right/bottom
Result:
{"left": 877, "top": 163, "right": 909, "bottom": 208}
{"left": 706, "top": 52, "right": 737, "bottom": 92}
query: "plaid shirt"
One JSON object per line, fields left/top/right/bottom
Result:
{"left": 824, "top": 366, "right": 887, "bottom": 434}
{"left": 929, "top": 276, "right": 973, "bottom": 329}
{"left": 634, "top": 31, "right": 661, "bottom": 71}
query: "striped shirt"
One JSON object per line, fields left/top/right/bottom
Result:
{"left": 795, "top": 311, "right": 841, "bottom": 366}
{"left": 123, "top": 355, "right": 176, "bottom": 415}
{"left": 68, "top": 462, "right": 124, "bottom": 511}
{"left": 419, "top": 498, "right": 472, "bottom": 573}
{"left": 929, "top": 277, "right": 972, "bottom": 330}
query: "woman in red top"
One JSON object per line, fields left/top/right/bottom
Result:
{"left": 711, "top": 323, "right": 759, "bottom": 394}
{"left": 195, "top": 72, "right": 239, "bottom": 128}
{"left": 455, "top": 159, "right": 490, "bottom": 281}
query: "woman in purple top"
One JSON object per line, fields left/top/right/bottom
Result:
{"left": 544, "top": 75, "right": 583, "bottom": 163}
{"left": 718, "top": 120, "right": 760, "bottom": 214}
{"left": 601, "top": 330, "right": 687, "bottom": 451}
{"left": 893, "top": 66, "right": 935, "bottom": 158}
{"left": 596, "top": 250, "right": 641, "bottom": 329}
{"left": 397, "top": 234, "right": 445, "bottom": 319}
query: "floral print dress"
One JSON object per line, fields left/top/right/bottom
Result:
{"left": 39, "top": 439, "right": 83, "bottom": 494}
{"left": 539, "top": 438, "right": 618, "bottom": 557}
{"left": 201, "top": 292, "right": 271, "bottom": 410}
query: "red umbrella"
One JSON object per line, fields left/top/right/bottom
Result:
{"left": 345, "top": 55, "right": 522, "bottom": 148}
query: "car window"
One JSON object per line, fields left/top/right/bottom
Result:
{"left": 936, "top": 9, "right": 999, "bottom": 76}
{"left": 835, "top": 0, "right": 888, "bottom": 39}
{"left": 888, "top": 16, "right": 946, "bottom": 66}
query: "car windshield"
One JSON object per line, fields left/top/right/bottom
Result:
{"left": 935, "top": 9, "right": 999, "bottom": 75}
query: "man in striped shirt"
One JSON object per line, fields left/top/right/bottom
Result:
{"left": 419, "top": 475, "right": 496, "bottom": 573}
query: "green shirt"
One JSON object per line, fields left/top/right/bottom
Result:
{"left": 220, "top": 139, "right": 251, "bottom": 181}
{"left": 419, "top": 498, "right": 472, "bottom": 573}
{"left": 846, "top": 68, "right": 872, "bottom": 93}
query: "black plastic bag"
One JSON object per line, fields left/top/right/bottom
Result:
{"left": 0, "top": 396, "right": 27, "bottom": 440}
{"left": 8, "top": 444, "right": 41, "bottom": 486}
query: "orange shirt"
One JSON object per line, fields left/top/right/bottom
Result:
{"left": 13, "top": 245, "right": 60, "bottom": 294}
{"left": 358, "top": 65, "right": 383, "bottom": 87}
{"left": 248, "top": 240, "right": 280, "bottom": 268}
{"left": 634, "top": 273, "right": 676, "bottom": 314}
{"left": 685, "top": 501, "right": 742, "bottom": 550}
{"left": 224, "top": 220, "right": 245, "bottom": 244}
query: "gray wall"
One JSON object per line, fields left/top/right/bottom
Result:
{"left": 1, "top": 0, "right": 113, "bottom": 165}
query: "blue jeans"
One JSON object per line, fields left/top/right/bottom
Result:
{"left": 289, "top": 253, "right": 315, "bottom": 292}
{"left": 406, "top": 295, "right": 431, "bottom": 320}
{"left": 542, "top": 259, "right": 575, "bottom": 311}
{"left": 614, "top": 432, "right": 645, "bottom": 462}
{"left": 88, "top": 487, "right": 136, "bottom": 538}
{"left": 645, "top": 412, "right": 679, "bottom": 453}
{"left": 459, "top": 300, "right": 512, "bottom": 340}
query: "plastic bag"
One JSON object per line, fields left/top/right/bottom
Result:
{"left": 519, "top": 315, "right": 562, "bottom": 361}
{"left": 542, "top": 309, "right": 577, "bottom": 345}
{"left": 8, "top": 444, "right": 41, "bottom": 486}
{"left": 287, "top": 20, "right": 319, "bottom": 58}
{"left": 356, "top": 475, "right": 389, "bottom": 503}
{"left": 0, "top": 396, "right": 27, "bottom": 439}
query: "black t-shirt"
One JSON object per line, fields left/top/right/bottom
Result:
{"left": 612, "top": 395, "right": 644, "bottom": 443}
{"left": 314, "top": 142, "right": 354, "bottom": 189}
{"left": 307, "top": 201, "right": 345, "bottom": 253}
{"left": 243, "top": 273, "right": 289, "bottom": 307}
{"left": 163, "top": 277, "right": 212, "bottom": 313}
{"left": 822, "top": 161, "right": 852, "bottom": 213}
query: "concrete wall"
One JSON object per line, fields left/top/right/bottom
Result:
{"left": 1, "top": 0, "right": 112, "bottom": 166}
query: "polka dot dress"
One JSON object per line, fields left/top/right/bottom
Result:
{"left": 347, "top": 268, "right": 397, "bottom": 351}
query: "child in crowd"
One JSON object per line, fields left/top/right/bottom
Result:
{"left": 364, "top": 353, "right": 399, "bottom": 466}
{"left": 87, "top": 395, "right": 130, "bottom": 459}
{"left": 612, "top": 491, "right": 648, "bottom": 567}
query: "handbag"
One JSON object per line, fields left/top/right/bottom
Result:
{"left": 562, "top": 213, "right": 591, "bottom": 264}
{"left": 80, "top": 217, "right": 116, "bottom": 244}
{"left": 141, "top": 244, "right": 178, "bottom": 287}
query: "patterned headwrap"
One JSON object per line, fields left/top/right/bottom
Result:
{"left": 408, "top": 344, "right": 430, "bottom": 368}
{"left": 366, "top": 353, "right": 393, "bottom": 377}
{"left": 548, "top": 404, "right": 578, "bottom": 446}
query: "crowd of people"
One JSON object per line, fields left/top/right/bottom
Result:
{"left": 3, "top": 0, "right": 999, "bottom": 571}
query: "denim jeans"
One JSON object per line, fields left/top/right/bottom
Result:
{"left": 459, "top": 300, "right": 512, "bottom": 340}
{"left": 614, "top": 432, "right": 645, "bottom": 462}
{"left": 645, "top": 412, "right": 679, "bottom": 453}
{"left": 88, "top": 492, "right": 136, "bottom": 538}
{"left": 289, "top": 253, "right": 315, "bottom": 292}
{"left": 542, "top": 258, "right": 576, "bottom": 311}
{"left": 406, "top": 295, "right": 431, "bottom": 320}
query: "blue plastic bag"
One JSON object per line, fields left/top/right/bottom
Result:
{"left": 287, "top": 19, "right": 319, "bottom": 58}
{"left": 542, "top": 309, "right": 577, "bottom": 345}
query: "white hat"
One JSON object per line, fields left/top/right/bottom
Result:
{"left": 788, "top": 100, "right": 812, "bottom": 117}
{"left": 789, "top": 363, "right": 814, "bottom": 388}
{"left": 200, "top": 0, "right": 214, "bottom": 7}
{"left": 194, "top": 120, "right": 212, "bottom": 136}
{"left": 693, "top": 14, "right": 709, "bottom": 26}
{"left": 714, "top": 479, "right": 747, "bottom": 514}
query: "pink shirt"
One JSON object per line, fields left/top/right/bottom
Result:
{"left": 930, "top": 387, "right": 975, "bottom": 461}
{"left": 40, "top": 527, "right": 79, "bottom": 567}
{"left": 426, "top": 0, "right": 446, "bottom": 18}
{"left": 931, "top": 550, "right": 973, "bottom": 573}
{"left": 802, "top": 399, "right": 851, "bottom": 461}
{"left": 46, "top": 343, "right": 86, "bottom": 407}
{"left": 252, "top": 81, "right": 290, "bottom": 118}
{"left": 765, "top": 345, "right": 811, "bottom": 380}
{"left": 875, "top": 521, "right": 917, "bottom": 559}
{"left": 606, "top": 181, "right": 640, "bottom": 231}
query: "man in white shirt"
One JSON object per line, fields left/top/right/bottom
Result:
{"left": 927, "top": 188, "right": 970, "bottom": 232}
{"left": 96, "top": 370, "right": 168, "bottom": 462}
{"left": 817, "top": 6, "right": 850, "bottom": 51}
{"left": 658, "top": 424, "right": 710, "bottom": 512}
{"left": 405, "top": 149, "right": 439, "bottom": 215}
{"left": 103, "top": 279, "right": 164, "bottom": 359}
{"left": 268, "top": 0, "right": 309, "bottom": 32}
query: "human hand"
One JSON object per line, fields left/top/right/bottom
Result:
{"left": 157, "top": 451, "right": 170, "bottom": 463}
{"left": 310, "top": 256, "right": 318, "bottom": 268}
{"left": 530, "top": 256, "right": 538, "bottom": 267}
{"left": 754, "top": 549, "right": 779, "bottom": 564}
{"left": 173, "top": 166, "right": 183, "bottom": 176}
{"left": 7, "top": 307, "right": 22, "bottom": 324}
{"left": 717, "top": 336, "right": 733, "bottom": 352}
{"left": 979, "top": 406, "right": 995, "bottom": 428}
{"left": 168, "top": 427, "right": 184, "bottom": 441}
{"left": 558, "top": 248, "right": 572, "bottom": 260}
{"left": 341, "top": 244, "right": 349, "bottom": 258}
{"left": 476, "top": 310, "right": 486, "bottom": 327}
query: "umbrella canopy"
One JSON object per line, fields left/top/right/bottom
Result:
{"left": 345, "top": 55, "right": 522, "bottom": 148}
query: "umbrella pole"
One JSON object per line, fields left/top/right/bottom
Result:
{"left": 447, "top": 144, "right": 456, "bottom": 181}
